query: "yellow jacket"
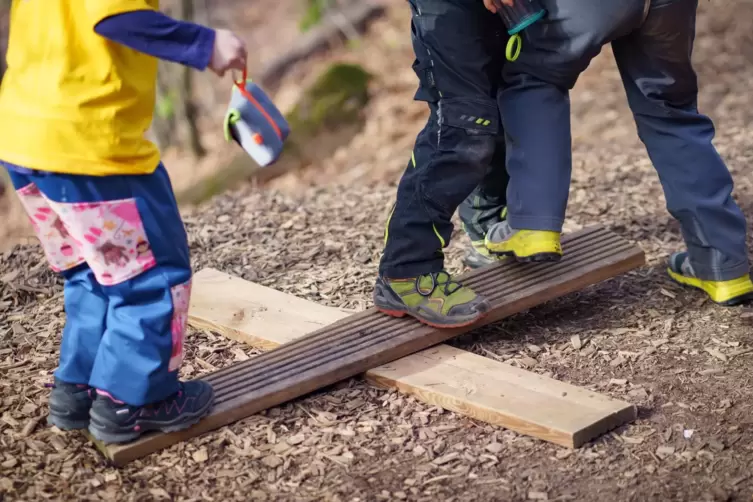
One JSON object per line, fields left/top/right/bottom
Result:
{"left": 0, "top": 0, "right": 162, "bottom": 176}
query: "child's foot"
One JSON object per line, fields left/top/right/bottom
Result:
{"left": 88, "top": 380, "right": 215, "bottom": 444}
{"left": 667, "top": 251, "right": 753, "bottom": 306}
{"left": 373, "top": 272, "right": 490, "bottom": 328}
{"left": 47, "top": 378, "right": 94, "bottom": 430}
{"left": 463, "top": 240, "right": 507, "bottom": 269}
{"left": 485, "top": 221, "right": 562, "bottom": 262}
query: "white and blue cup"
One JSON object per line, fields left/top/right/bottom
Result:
{"left": 224, "top": 70, "right": 290, "bottom": 167}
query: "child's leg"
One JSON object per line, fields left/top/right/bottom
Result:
{"left": 46, "top": 265, "right": 110, "bottom": 429}
{"left": 611, "top": 0, "right": 752, "bottom": 304}
{"left": 380, "top": 0, "right": 505, "bottom": 278}
{"left": 457, "top": 135, "right": 509, "bottom": 269}
{"left": 486, "top": 0, "right": 646, "bottom": 259}
{"left": 29, "top": 164, "right": 193, "bottom": 405}
{"left": 375, "top": 0, "right": 506, "bottom": 327}
{"left": 57, "top": 266, "right": 109, "bottom": 385}
{"left": 6, "top": 167, "right": 106, "bottom": 429}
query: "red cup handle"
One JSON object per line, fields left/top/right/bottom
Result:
{"left": 233, "top": 67, "right": 248, "bottom": 88}
{"left": 229, "top": 67, "right": 284, "bottom": 141}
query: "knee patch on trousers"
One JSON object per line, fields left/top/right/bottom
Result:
{"left": 421, "top": 98, "right": 500, "bottom": 215}
{"left": 437, "top": 97, "right": 499, "bottom": 163}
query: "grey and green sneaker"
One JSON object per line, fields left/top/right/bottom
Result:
{"left": 373, "top": 272, "right": 490, "bottom": 328}
{"left": 485, "top": 220, "right": 562, "bottom": 262}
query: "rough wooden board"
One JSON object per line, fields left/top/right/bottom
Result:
{"left": 188, "top": 267, "right": 636, "bottom": 448}
{"left": 188, "top": 268, "right": 349, "bottom": 350}
{"left": 368, "top": 345, "right": 636, "bottom": 448}
{"left": 98, "top": 226, "right": 645, "bottom": 465}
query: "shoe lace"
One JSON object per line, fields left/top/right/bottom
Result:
{"left": 416, "top": 271, "right": 462, "bottom": 297}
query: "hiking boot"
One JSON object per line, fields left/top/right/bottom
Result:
{"left": 88, "top": 380, "right": 215, "bottom": 444}
{"left": 373, "top": 272, "right": 490, "bottom": 328}
{"left": 463, "top": 240, "right": 507, "bottom": 269}
{"left": 667, "top": 251, "right": 753, "bottom": 306}
{"left": 485, "top": 221, "right": 562, "bottom": 262}
{"left": 47, "top": 378, "right": 94, "bottom": 430}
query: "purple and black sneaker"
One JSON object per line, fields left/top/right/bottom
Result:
{"left": 47, "top": 378, "right": 94, "bottom": 430}
{"left": 87, "top": 380, "right": 215, "bottom": 444}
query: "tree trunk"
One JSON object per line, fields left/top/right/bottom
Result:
{"left": 147, "top": 1, "right": 205, "bottom": 158}
{"left": 173, "top": 0, "right": 206, "bottom": 158}
{"left": 151, "top": 63, "right": 177, "bottom": 151}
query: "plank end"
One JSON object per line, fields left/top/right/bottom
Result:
{"left": 570, "top": 402, "right": 638, "bottom": 448}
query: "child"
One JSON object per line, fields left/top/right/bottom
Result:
{"left": 374, "top": 0, "right": 514, "bottom": 328}
{"left": 0, "top": 0, "right": 247, "bottom": 443}
{"left": 482, "top": 0, "right": 753, "bottom": 306}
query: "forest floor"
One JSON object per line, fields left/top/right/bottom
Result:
{"left": 3, "top": 1, "right": 753, "bottom": 501}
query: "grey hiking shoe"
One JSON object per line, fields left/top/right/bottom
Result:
{"left": 667, "top": 251, "right": 753, "bottom": 306}
{"left": 47, "top": 378, "right": 94, "bottom": 430}
{"left": 88, "top": 380, "right": 215, "bottom": 444}
{"left": 463, "top": 240, "right": 506, "bottom": 269}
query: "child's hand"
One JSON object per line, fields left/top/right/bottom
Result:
{"left": 483, "top": 0, "right": 514, "bottom": 13}
{"left": 209, "top": 29, "right": 248, "bottom": 77}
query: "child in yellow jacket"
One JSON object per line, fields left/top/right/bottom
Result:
{"left": 1, "top": 0, "right": 246, "bottom": 443}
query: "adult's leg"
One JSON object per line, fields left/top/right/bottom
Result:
{"left": 379, "top": 0, "right": 506, "bottom": 279}
{"left": 611, "top": 0, "right": 751, "bottom": 303}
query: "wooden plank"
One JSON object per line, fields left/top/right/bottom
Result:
{"left": 369, "top": 345, "right": 636, "bottom": 448}
{"left": 97, "top": 226, "right": 645, "bottom": 465}
{"left": 187, "top": 267, "right": 636, "bottom": 448}
{"left": 188, "top": 268, "right": 350, "bottom": 349}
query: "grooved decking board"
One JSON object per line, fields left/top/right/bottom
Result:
{"left": 186, "top": 267, "right": 638, "bottom": 448}
{"left": 97, "top": 226, "right": 645, "bottom": 465}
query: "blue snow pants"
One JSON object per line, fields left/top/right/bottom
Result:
{"left": 5, "top": 162, "right": 191, "bottom": 406}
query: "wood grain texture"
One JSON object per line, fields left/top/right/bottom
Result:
{"left": 100, "top": 226, "right": 645, "bottom": 465}
{"left": 188, "top": 268, "right": 349, "bottom": 349}
{"left": 367, "top": 345, "right": 636, "bottom": 448}
{"left": 187, "top": 267, "right": 637, "bottom": 448}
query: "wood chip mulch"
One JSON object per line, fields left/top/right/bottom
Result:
{"left": 2, "top": 1, "right": 753, "bottom": 500}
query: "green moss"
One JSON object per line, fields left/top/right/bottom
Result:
{"left": 299, "top": 0, "right": 327, "bottom": 32}
{"left": 285, "top": 62, "right": 372, "bottom": 138}
{"left": 156, "top": 92, "right": 176, "bottom": 120}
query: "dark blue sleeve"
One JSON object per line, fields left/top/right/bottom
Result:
{"left": 94, "top": 10, "right": 216, "bottom": 71}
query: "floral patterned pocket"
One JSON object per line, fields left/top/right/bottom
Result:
{"left": 46, "top": 198, "right": 157, "bottom": 286}
{"left": 15, "top": 183, "right": 85, "bottom": 273}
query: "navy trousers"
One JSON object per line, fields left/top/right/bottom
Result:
{"left": 6, "top": 163, "right": 191, "bottom": 405}
{"left": 379, "top": 0, "right": 510, "bottom": 278}
{"left": 499, "top": 0, "right": 749, "bottom": 280}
